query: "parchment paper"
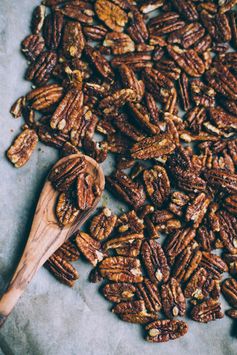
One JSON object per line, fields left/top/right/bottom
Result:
{"left": 0, "top": 1, "right": 236, "bottom": 354}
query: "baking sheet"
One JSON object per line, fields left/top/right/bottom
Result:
{"left": 0, "top": 0, "right": 236, "bottom": 354}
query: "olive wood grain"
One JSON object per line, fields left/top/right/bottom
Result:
{"left": 0, "top": 153, "right": 105, "bottom": 327}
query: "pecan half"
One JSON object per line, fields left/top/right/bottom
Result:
{"left": 161, "top": 278, "right": 186, "bottom": 318}
{"left": 205, "top": 64, "right": 237, "bottom": 100}
{"left": 21, "top": 34, "right": 45, "bottom": 62}
{"left": 76, "top": 173, "right": 98, "bottom": 211}
{"left": 26, "top": 84, "right": 63, "bottom": 112}
{"left": 95, "top": 0, "right": 128, "bottom": 32}
{"left": 45, "top": 254, "right": 79, "bottom": 287}
{"left": 143, "top": 166, "right": 170, "bottom": 207}
{"left": 106, "top": 170, "right": 146, "bottom": 210}
{"left": 103, "top": 282, "right": 136, "bottom": 303}
{"left": 83, "top": 24, "right": 108, "bottom": 41}
{"left": 164, "top": 227, "right": 196, "bottom": 259}
{"left": 85, "top": 45, "right": 114, "bottom": 80}
{"left": 168, "top": 23, "right": 205, "bottom": 49}
{"left": 191, "top": 299, "right": 224, "bottom": 323}
{"left": 200, "top": 10, "right": 231, "bottom": 43}
{"left": 99, "top": 256, "right": 143, "bottom": 283}
{"left": 104, "top": 32, "right": 135, "bottom": 55}
{"left": 148, "top": 11, "right": 185, "bottom": 36}
{"left": 221, "top": 278, "right": 237, "bottom": 307}
{"left": 75, "top": 231, "right": 104, "bottom": 266}
{"left": 204, "top": 168, "right": 237, "bottom": 194}
{"left": 145, "top": 319, "right": 188, "bottom": 343}
{"left": 48, "top": 156, "right": 86, "bottom": 192}
{"left": 90, "top": 208, "right": 117, "bottom": 241}
{"left": 117, "top": 210, "right": 144, "bottom": 234}
{"left": 184, "top": 267, "right": 217, "bottom": 300}
{"left": 56, "top": 192, "right": 79, "bottom": 226}
{"left": 10, "top": 97, "right": 26, "bottom": 118}
{"left": 217, "top": 210, "right": 237, "bottom": 254}
{"left": 223, "top": 253, "right": 237, "bottom": 276}
{"left": 62, "top": 22, "right": 85, "bottom": 59}
{"left": 7, "top": 129, "right": 38, "bottom": 168}
{"left": 136, "top": 278, "right": 162, "bottom": 312}
{"left": 171, "top": 0, "right": 198, "bottom": 21}
{"left": 54, "top": 240, "right": 80, "bottom": 262}
{"left": 141, "top": 240, "right": 170, "bottom": 284}
{"left": 38, "top": 125, "right": 68, "bottom": 149}
{"left": 200, "top": 252, "right": 228, "bottom": 279}
{"left": 113, "top": 300, "right": 158, "bottom": 324}
{"left": 103, "top": 233, "right": 144, "bottom": 257}
{"left": 43, "top": 10, "right": 64, "bottom": 50}
{"left": 185, "top": 193, "right": 211, "bottom": 228}
{"left": 119, "top": 65, "right": 145, "bottom": 102}
{"left": 26, "top": 51, "right": 57, "bottom": 86}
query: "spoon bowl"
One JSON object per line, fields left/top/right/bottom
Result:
{"left": 0, "top": 153, "right": 105, "bottom": 327}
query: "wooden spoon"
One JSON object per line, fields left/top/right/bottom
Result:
{"left": 0, "top": 153, "right": 105, "bottom": 327}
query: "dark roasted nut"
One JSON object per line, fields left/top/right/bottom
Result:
{"left": 136, "top": 278, "right": 162, "bottom": 312}
{"left": 38, "top": 125, "right": 68, "bottom": 148}
{"left": 90, "top": 208, "right": 117, "bottom": 241}
{"left": 143, "top": 166, "right": 170, "bottom": 207}
{"left": 169, "top": 191, "right": 190, "bottom": 217}
{"left": 223, "top": 194, "right": 237, "bottom": 215}
{"left": 26, "top": 51, "right": 57, "bottom": 86}
{"left": 200, "top": 10, "right": 231, "bottom": 43}
{"left": 184, "top": 267, "right": 217, "bottom": 300}
{"left": 85, "top": 45, "right": 114, "bottom": 80}
{"left": 200, "top": 252, "right": 228, "bottom": 279}
{"left": 205, "top": 64, "right": 237, "bottom": 100}
{"left": 168, "top": 23, "right": 205, "bottom": 49}
{"left": 204, "top": 168, "right": 237, "bottom": 194}
{"left": 62, "top": 22, "right": 85, "bottom": 59}
{"left": 43, "top": 11, "right": 64, "bottom": 50}
{"left": 191, "top": 80, "right": 216, "bottom": 108}
{"left": 226, "top": 309, "right": 237, "bottom": 319}
{"left": 185, "top": 193, "right": 211, "bottom": 228}
{"left": 103, "top": 282, "right": 136, "bottom": 303}
{"left": 99, "top": 256, "right": 143, "bottom": 283}
{"left": 99, "top": 89, "right": 135, "bottom": 115}
{"left": 117, "top": 210, "right": 144, "bottom": 234}
{"left": 48, "top": 156, "right": 86, "bottom": 192}
{"left": 167, "top": 45, "right": 205, "bottom": 77}
{"left": 88, "top": 266, "right": 103, "bottom": 283}
{"left": 178, "top": 72, "right": 191, "bottom": 112}
{"left": 112, "top": 52, "right": 152, "bottom": 70}
{"left": 139, "top": 0, "right": 164, "bottom": 14}
{"left": 54, "top": 240, "right": 80, "bottom": 262}
{"left": 113, "top": 300, "right": 159, "bottom": 324}
{"left": 145, "top": 319, "right": 188, "bottom": 343}
{"left": 83, "top": 24, "right": 108, "bottom": 41}
{"left": 131, "top": 133, "right": 175, "bottom": 160}
{"left": 196, "top": 224, "right": 215, "bottom": 251}
{"left": 222, "top": 278, "right": 237, "bottom": 307}
{"left": 61, "top": 141, "right": 80, "bottom": 156}
{"left": 21, "top": 34, "right": 45, "bottom": 61}
{"left": 95, "top": 0, "right": 128, "bottom": 32}
{"left": 148, "top": 11, "right": 185, "bottom": 36}
{"left": 107, "top": 133, "right": 133, "bottom": 154}
{"left": 191, "top": 299, "right": 224, "bottom": 323}
{"left": 26, "top": 84, "right": 63, "bottom": 111}
{"left": 151, "top": 210, "right": 181, "bottom": 234}
{"left": 76, "top": 173, "right": 98, "bottom": 210}
{"left": 45, "top": 254, "right": 79, "bottom": 287}
{"left": 171, "top": 0, "right": 198, "bottom": 21}
{"left": 141, "top": 240, "right": 170, "bottom": 284}
{"left": 7, "top": 129, "right": 38, "bottom": 168}
{"left": 185, "top": 106, "right": 207, "bottom": 134}
{"left": 172, "top": 243, "right": 202, "bottom": 282}
{"left": 56, "top": 192, "right": 79, "bottom": 226}
{"left": 223, "top": 253, "right": 237, "bottom": 276}
{"left": 106, "top": 170, "right": 146, "bottom": 210}
{"left": 111, "top": 113, "right": 144, "bottom": 142}
{"left": 229, "top": 11, "right": 237, "bottom": 49}
{"left": 10, "top": 96, "right": 26, "bottom": 118}
{"left": 164, "top": 227, "right": 196, "bottom": 259}
{"left": 209, "top": 107, "right": 237, "bottom": 131}
{"left": 119, "top": 65, "right": 145, "bottom": 102}
{"left": 70, "top": 107, "right": 97, "bottom": 147}
{"left": 217, "top": 210, "right": 237, "bottom": 253}
{"left": 50, "top": 90, "right": 84, "bottom": 132}
{"left": 161, "top": 278, "right": 186, "bottom": 318}
{"left": 103, "top": 32, "right": 135, "bottom": 55}
{"left": 145, "top": 92, "right": 160, "bottom": 125}
{"left": 103, "top": 233, "right": 143, "bottom": 257}
{"left": 31, "top": 5, "right": 46, "bottom": 34}
{"left": 75, "top": 231, "right": 104, "bottom": 266}
{"left": 128, "top": 102, "right": 160, "bottom": 135}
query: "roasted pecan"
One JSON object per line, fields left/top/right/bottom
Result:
{"left": 128, "top": 102, "right": 160, "bottom": 135}
{"left": 139, "top": 0, "right": 164, "bottom": 14}
{"left": 112, "top": 114, "right": 144, "bottom": 142}
{"left": 143, "top": 166, "right": 170, "bottom": 207}
{"left": 226, "top": 309, "right": 237, "bottom": 319}
{"left": 223, "top": 253, "right": 237, "bottom": 276}
{"left": 105, "top": 234, "right": 143, "bottom": 257}
{"left": 131, "top": 133, "right": 175, "bottom": 160}
{"left": 83, "top": 24, "right": 108, "bottom": 41}
{"left": 99, "top": 256, "right": 143, "bottom": 283}
{"left": 136, "top": 278, "right": 162, "bottom": 312}
{"left": 113, "top": 300, "right": 159, "bottom": 324}
{"left": 117, "top": 210, "right": 144, "bottom": 234}
{"left": 200, "top": 10, "right": 231, "bottom": 43}
{"left": 178, "top": 72, "right": 191, "bottom": 112}
{"left": 164, "top": 227, "right": 196, "bottom": 259}
{"left": 229, "top": 10, "right": 237, "bottom": 49}
{"left": 184, "top": 267, "right": 217, "bottom": 300}
{"left": 223, "top": 194, "right": 237, "bottom": 215}
{"left": 60, "top": 2, "right": 94, "bottom": 24}
{"left": 75, "top": 231, "right": 104, "bottom": 266}
{"left": 10, "top": 96, "right": 26, "bottom": 118}
{"left": 168, "top": 23, "right": 205, "bottom": 49}
{"left": 191, "top": 80, "right": 216, "bottom": 108}
{"left": 95, "top": 0, "right": 128, "bottom": 32}
{"left": 21, "top": 34, "right": 45, "bottom": 62}
{"left": 31, "top": 5, "right": 46, "bottom": 34}
{"left": 119, "top": 65, "right": 145, "bottom": 102}
{"left": 106, "top": 170, "right": 146, "bottom": 210}
{"left": 185, "top": 193, "right": 211, "bottom": 228}
{"left": 89, "top": 208, "right": 117, "bottom": 241}
{"left": 7, "top": 129, "right": 38, "bottom": 168}
{"left": 103, "top": 32, "right": 135, "bottom": 55}
{"left": 112, "top": 52, "right": 152, "bottom": 70}
{"left": 185, "top": 106, "right": 207, "bottom": 134}
{"left": 196, "top": 224, "right": 215, "bottom": 251}
{"left": 148, "top": 11, "right": 185, "bottom": 36}
{"left": 50, "top": 90, "right": 83, "bottom": 132}
{"left": 56, "top": 192, "right": 79, "bottom": 226}
{"left": 169, "top": 191, "right": 190, "bottom": 217}
{"left": 171, "top": 0, "right": 198, "bottom": 21}
{"left": 99, "top": 89, "right": 135, "bottom": 115}
{"left": 145, "top": 319, "right": 188, "bottom": 343}
{"left": 85, "top": 45, "right": 114, "bottom": 80}
{"left": 45, "top": 254, "right": 79, "bottom": 287}
{"left": 200, "top": 252, "right": 228, "bottom": 279}
{"left": 62, "top": 22, "right": 85, "bottom": 59}
{"left": 191, "top": 299, "right": 224, "bottom": 323}
{"left": 43, "top": 10, "right": 64, "bottom": 50}
{"left": 48, "top": 156, "right": 86, "bottom": 192}
{"left": 145, "top": 92, "right": 160, "bottom": 125}
{"left": 76, "top": 173, "right": 99, "bottom": 211}
{"left": 54, "top": 240, "right": 80, "bottom": 262}
{"left": 217, "top": 210, "right": 237, "bottom": 254}
{"left": 167, "top": 45, "right": 205, "bottom": 77}
{"left": 172, "top": 242, "right": 202, "bottom": 282}
{"left": 25, "top": 51, "right": 57, "bottom": 86}
{"left": 161, "top": 278, "right": 186, "bottom": 318}
{"left": 221, "top": 278, "right": 237, "bottom": 307}
{"left": 209, "top": 107, "right": 237, "bottom": 131}
{"left": 103, "top": 282, "right": 136, "bottom": 303}
{"left": 151, "top": 210, "right": 181, "bottom": 234}
{"left": 26, "top": 84, "right": 63, "bottom": 112}
{"left": 71, "top": 107, "right": 97, "bottom": 147}
{"left": 141, "top": 240, "right": 170, "bottom": 284}
{"left": 204, "top": 168, "right": 237, "bottom": 194}
{"left": 205, "top": 64, "right": 237, "bottom": 100}
{"left": 38, "top": 124, "right": 68, "bottom": 148}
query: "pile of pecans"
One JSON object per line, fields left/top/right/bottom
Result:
{"left": 7, "top": 0, "right": 237, "bottom": 343}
